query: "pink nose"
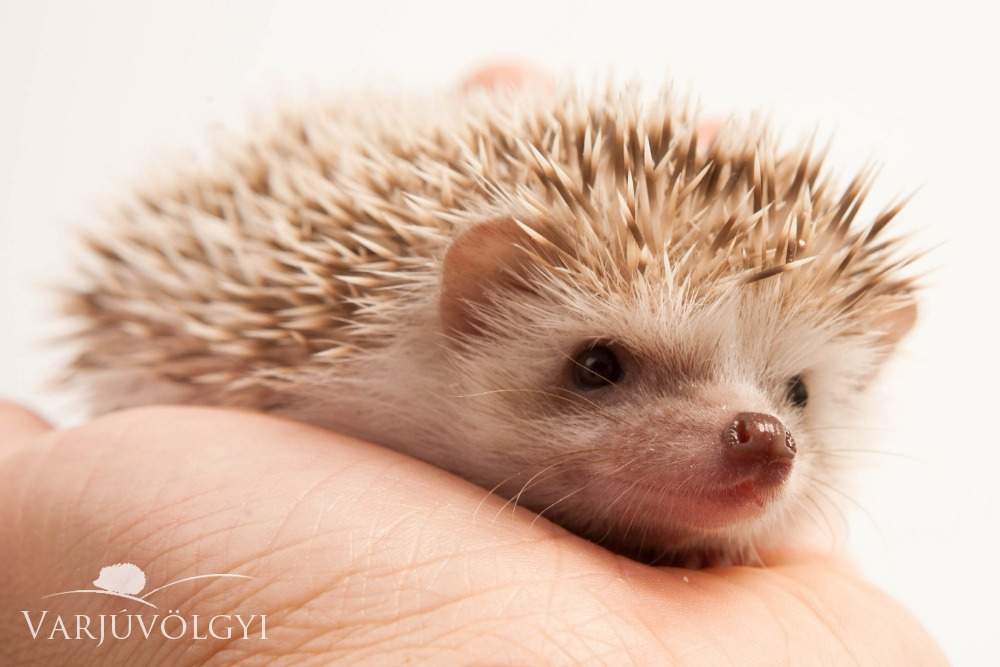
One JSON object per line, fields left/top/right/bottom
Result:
{"left": 724, "top": 412, "right": 796, "bottom": 464}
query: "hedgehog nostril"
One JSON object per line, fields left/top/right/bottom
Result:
{"left": 784, "top": 429, "right": 797, "bottom": 454}
{"left": 724, "top": 412, "right": 796, "bottom": 464}
{"left": 734, "top": 418, "right": 753, "bottom": 445}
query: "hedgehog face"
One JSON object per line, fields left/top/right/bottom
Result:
{"left": 440, "top": 217, "right": 915, "bottom": 564}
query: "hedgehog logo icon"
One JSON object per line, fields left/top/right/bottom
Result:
{"left": 41, "top": 562, "right": 252, "bottom": 609}
{"left": 93, "top": 563, "right": 146, "bottom": 595}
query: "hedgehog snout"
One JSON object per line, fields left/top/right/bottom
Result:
{"left": 723, "top": 412, "right": 796, "bottom": 470}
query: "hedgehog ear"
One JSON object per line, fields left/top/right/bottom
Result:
{"left": 858, "top": 302, "right": 917, "bottom": 386}
{"left": 873, "top": 302, "right": 918, "bottom": 350}
{"left": 440, "top": 218, "right": 538, "bottom": 336}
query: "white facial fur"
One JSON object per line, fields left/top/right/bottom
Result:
{"left": 277, "top": 265, "right": 891, "bottom": 564}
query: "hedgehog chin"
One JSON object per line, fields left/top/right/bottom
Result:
{"left": 573, "top": 470, "right": 796, "bottom": 566}
{"left": 617, "top": 512, "right": 789, "bottom": 568}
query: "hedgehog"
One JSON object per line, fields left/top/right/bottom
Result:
{"left": 61, "top": 77, "right": 921, "bottom": 565}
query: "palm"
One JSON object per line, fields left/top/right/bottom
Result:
{"left": 0, "top": 405, "right": 944, "bottom": 665}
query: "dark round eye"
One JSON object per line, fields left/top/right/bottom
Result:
{"left": 572, "top": 345, "right": 623, "bottom": 389}
{"left": 786, "top": 375, "right": 809, "bottom": 408}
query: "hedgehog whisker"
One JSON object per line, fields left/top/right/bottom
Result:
{"left": 497, "top": 461, "right": 566, "bottom": 520}
{"left": 593, "top": 470, "right": 654, "bottom": 546}
{"left": 800, "top": 447, "right": 921, "bottom": 462}
{"left": 471, "top": 445, "right": 621, "bottom": 519}
{"left": 799, "top": 473, "right": 880, "bottom": 535}
{"left": 801, "top": 425, "right": 891, "bottom": 433}
{"left": 451, "top": 386, "right": 624, "bottom": 424}
{"left": 530, "top": 454, "right": 645, "bottom": 527}
{"left": 796, "top": 490, "right": 839, "bottom": 543}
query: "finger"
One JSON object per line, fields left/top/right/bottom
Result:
{"left": 0, "top": 399, "right": 52, "bottom": 452}
{"left": 459, "top": 60, "right": 552, "bottom": 93}
{"left": 698, "top": 119, "right": 722, "bottom": 144}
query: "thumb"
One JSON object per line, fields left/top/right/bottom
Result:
{"left": 459, "top": 60, "right": 552, "bottom": 92}
{"left": 0, "top": 400, "right": 52, "bottom": 453}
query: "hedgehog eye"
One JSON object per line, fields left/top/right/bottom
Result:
{"left": 572, "top": 344, "right": 623, "bottom": 389}
{"left": 786, "top": 375, "right": 809, "bottom": 408}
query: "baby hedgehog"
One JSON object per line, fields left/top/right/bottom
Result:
{"left": 63, "top": 80, "right": 920, "bottom": 565}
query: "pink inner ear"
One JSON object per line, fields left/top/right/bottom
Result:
{"left": 874, "top": 302, "right": 918, "bottom": 348}
{"left": 440, "top": 218, "right": 535, "bottom": 336}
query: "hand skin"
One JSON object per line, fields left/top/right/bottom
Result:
{"left": 0, "top": 402, "right": 946, "bottom": 666}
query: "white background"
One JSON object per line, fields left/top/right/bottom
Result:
{"left": 1, "top": 1, "right": 996, "bottom": 663}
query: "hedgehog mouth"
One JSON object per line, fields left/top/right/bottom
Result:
{"left": 594, "top": 461, "right": 794, "bottom": 533}
{"left": 690, "top": 459, "right": 792, "bottom": 511}
{"left": 699, "top": 462, "right": 792, "bottom": 508}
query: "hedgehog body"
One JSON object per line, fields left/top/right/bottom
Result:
{"left": 65, "top": 82, "right": 919, "bottom": 562}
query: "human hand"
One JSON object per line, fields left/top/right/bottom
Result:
{"left": 0, "top": 402, "right": 946, "bottom": 665}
